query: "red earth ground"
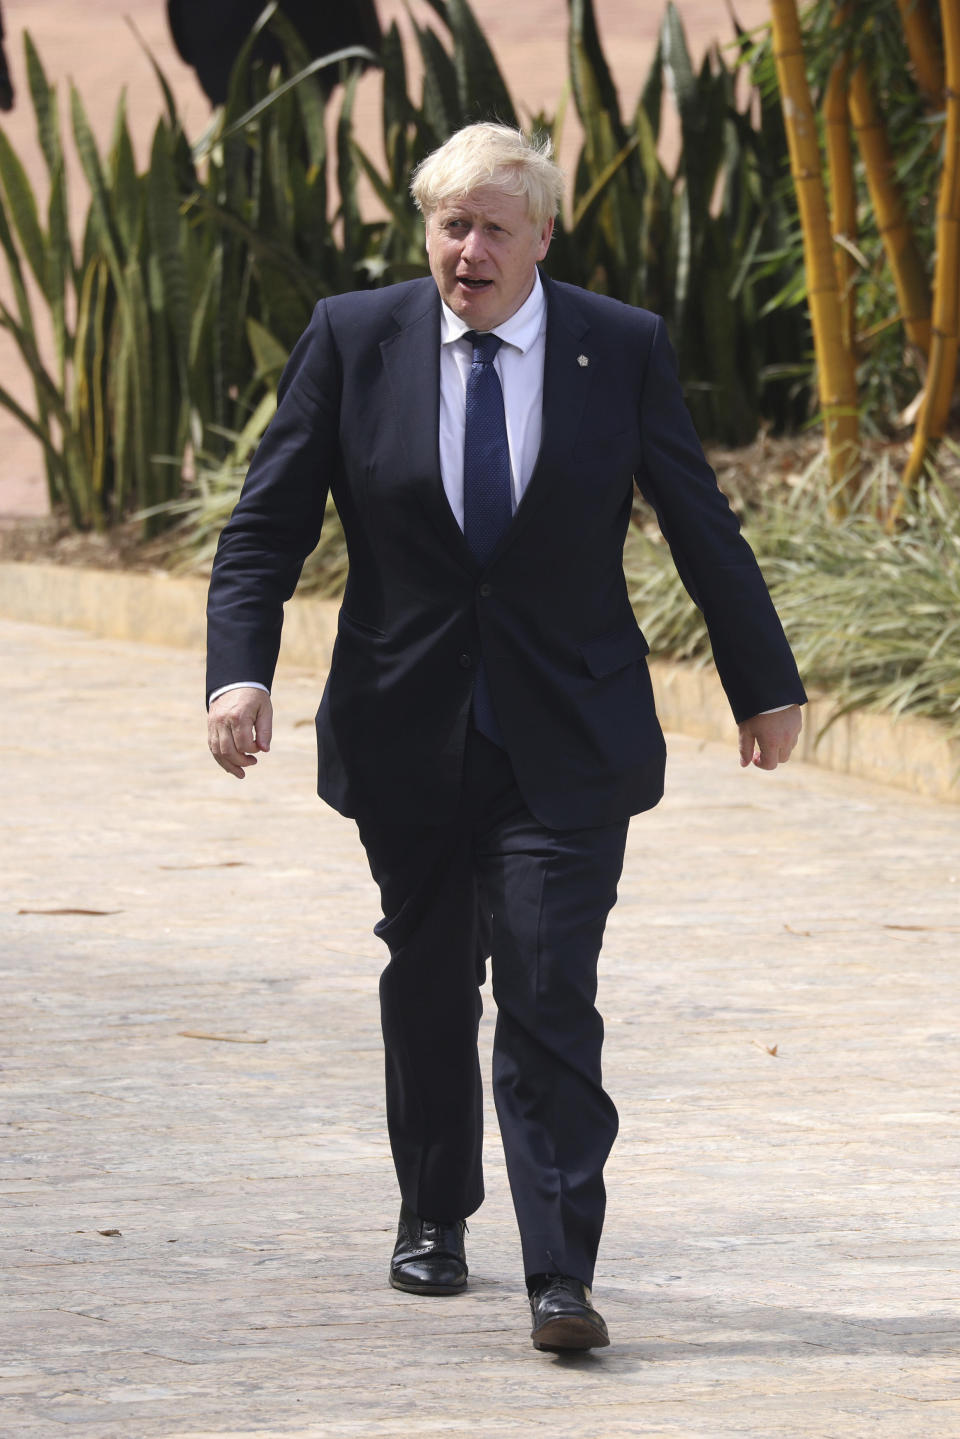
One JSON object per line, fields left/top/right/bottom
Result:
{"left": 0, "top": 0, "right": 772, "bottom": 522}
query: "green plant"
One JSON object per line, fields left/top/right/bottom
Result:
{"left": 751, "top": 0, "right": 958, "bottom": 507}
{"left": 0, "top": 13, "right": 376, "bottom": 532}
{"left": 0, "top": 0, "right": 811, "bottom": 535}
{"left": 623, "top": 446, "right": 960, "bottom": 739}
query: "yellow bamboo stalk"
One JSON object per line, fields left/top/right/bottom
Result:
{"left": 892, "top": 0, "right": 960, "bottom": 519}
{"left": 770, "top": 0, "right": 859, "bottom": 494}
{"left": 823, "top": 13, "right": 858, "bottom": 354}
{"left": 849, "top": 62, "right": 933, "bottom": 356}
{"left": 895, "top": 0, "right": 946, "bottom": 105}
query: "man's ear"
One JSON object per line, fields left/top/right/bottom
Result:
{"left": 537, "top": 216, "right": 555, "bottom": 261}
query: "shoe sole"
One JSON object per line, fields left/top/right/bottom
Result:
{"left": 531, "top": 1314, "right": 610, "bottom": 1351}
{"left": 389, "top": 1272, "right": 467, "bottom": 1296}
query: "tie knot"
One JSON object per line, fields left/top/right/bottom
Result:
{"left": 465, "top": 330, "right": 502, "bottom": 366}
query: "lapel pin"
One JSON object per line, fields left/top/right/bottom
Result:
{"left": 577, "top": 354, "right": 589, "bottom": 368}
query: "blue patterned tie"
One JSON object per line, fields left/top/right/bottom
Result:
{"left": 463, "top": 330, "right": 512, "bottom": 743}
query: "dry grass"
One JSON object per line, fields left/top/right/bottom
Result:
{"left": 625, "top": 444, "right": 960, "bottom": 738}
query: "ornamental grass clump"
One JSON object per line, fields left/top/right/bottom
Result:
{"left": 624, "top": 448, "right": 960, "bottom": 740}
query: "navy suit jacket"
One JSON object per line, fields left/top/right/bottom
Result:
{"left": 206, "top": 272, "right": 806, "bottom": 828}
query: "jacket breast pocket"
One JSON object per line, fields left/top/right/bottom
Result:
{"left": 580, "top": 623, "right": 650, "bottom": 678}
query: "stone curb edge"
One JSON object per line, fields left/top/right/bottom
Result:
{"left": 2, "top": 560, "right": 957, "bottom": 804}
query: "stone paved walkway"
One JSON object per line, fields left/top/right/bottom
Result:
{"left": 3, "top": 618, "right": 960, "bottom": 1437}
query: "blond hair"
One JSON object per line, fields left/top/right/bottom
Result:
{"left": 410, "top": 123, "right": 564, "bottom": 229}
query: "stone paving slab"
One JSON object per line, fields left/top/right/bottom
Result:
{"left": 3, "top": 618, "right": 960, "bottom": 1438}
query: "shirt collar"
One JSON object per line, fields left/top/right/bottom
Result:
{"left": 439, "top": 270, "right": 546, "bottom": 354}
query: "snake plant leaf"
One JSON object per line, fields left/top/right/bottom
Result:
{"left": 413, "top": 20, "right": 461, "bottom": 142}
{"left": 698, "top": 218, "right": 759, "bottom": 443}
{"left": 219, "top": 47, "right": 377, "bottom": 142}
{"left": 224, "top": 0, "right": 280, "bottom": 125}
{"left": 125, "top": 16, "right": 181, "bottom": 132}
{"left": 24, "top": 32, "right": 62, "bottom": 179}
{"left": 0, "top": 373, "right": 67, "bottom": 480}
{"left": 0, "top": 191, "right": 62, "bottom": 508}
{"left": 110, "top": 101, "right": 143, "bottom": 258}
{"left": 447, "top": 0, "right": 517, "bottom": 127}
{"left": 0, "top": 296, "right": 72, "bottom": 429}
{"left": 421, "top": 0, "right": 451, "bottom": 26}
{"left": 381, "top": 21, "right": 409, "bottom": 191}
{"left": 72, "top": 254, "right": 110, "bottom": 520}
{"left": 146, "top": 121, "right": 191, "bottom": 369}
{"left": 71, "top": 82, "right": 126, "bottom": 284}
{"left": 290, "top": 157, "right": 330, "bottom": 277}
{"left": 352, "top": 140, "right": 420, "bottom": 237}
{"left": 0, "top": 187, "right": 36, "bottom": 336}
{"left": 567, "top": 0, "right": 637, "bottom": 279}
{"left": 268, "top": 7, "right": 329, "bottom": 171}
{"left": 337, "top": 64, "right": 362, "bottom": 270}
{"left": 264, "top": 90, "right": 295, "bottom": 242}
{"left": 46, "top": 164, "right": 71, "bottom": 381}
{"left": 568, "top": 0, "right": 625, "bottom": 144}
{"left": 146, "top": 299, "right": 175, "bottom": 508}
{"left": 188, "top": 194, "right": 322, "bottom": 302}
{"left": 661, "top": 2, "right": 697, "bottom": 150}
{"left": 570, "top": 134, "right": 639, "bottom": 232}
{"left": 0, "top": 128, "right": 48, "bottom": 296}
{"left": 638, "top": 33, "right": 664, "bottom": 143}
{"left": 246, "top": 316, "right": 288, "bottom": 385}
{"left": 117, "top": 257, "right": 152, "bottom": 511}
{"left": 667, "top": 30, "right": 726, "bottom": 231}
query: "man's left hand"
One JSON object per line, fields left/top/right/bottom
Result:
{"left": 738, "top": 706, "right": 802, "bottom": 771}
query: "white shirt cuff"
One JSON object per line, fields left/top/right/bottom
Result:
{"left": 209, "top": 681, "right": 271, "bottom": 703}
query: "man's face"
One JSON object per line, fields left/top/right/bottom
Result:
{"left": 425, "top": 186, "right": 554, "bottom": 331}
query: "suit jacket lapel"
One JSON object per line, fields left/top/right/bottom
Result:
{"left": 494, "top": 272, "right": 596, "bottom": 556}
{"left": 380, "top": 281, "right": 476, "bottom": 569}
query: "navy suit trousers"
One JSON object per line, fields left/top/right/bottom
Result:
{"left": 357, "top": 728, "right": 628, "bottom": 1287}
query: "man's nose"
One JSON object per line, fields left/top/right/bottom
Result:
{"left": 460, "top": 226, "right": 488, "bottom": 261}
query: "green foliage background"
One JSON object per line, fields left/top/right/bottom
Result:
{"left": 0, "top": 0, "right": 809, "bottom": 533}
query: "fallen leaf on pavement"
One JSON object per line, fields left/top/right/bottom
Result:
{"left": 158, "top": 862, "right": 249, "bottom": 871}
{"left": 18, "top": 908, "right": 121, "bottom": 916}
{"left": 178, "top": 1031, "right": 268, "bottom": 1044}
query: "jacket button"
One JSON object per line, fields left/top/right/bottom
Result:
{"left": 458, "top": 652, "right": 473, "bottom": 669}
{"left": 478, "top": 583, "right": 492, "bottom": 598}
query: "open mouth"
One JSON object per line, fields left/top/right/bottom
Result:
{"left": 457, "top": 276, "right": 493, "bottom": 290}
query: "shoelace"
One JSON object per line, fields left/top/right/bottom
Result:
{"left": 418, "top": 1217, "right": 467, "bottom": 1242}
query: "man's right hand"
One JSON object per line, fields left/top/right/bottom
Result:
{"left": 208, "top": 688, "right": 273, "bottom": 779}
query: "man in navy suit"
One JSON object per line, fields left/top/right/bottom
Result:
{"left": 206, "top": 123, "right": 804, "bottom": 1352}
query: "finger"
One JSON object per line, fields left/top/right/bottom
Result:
{"left": 228, "top": 715, "right": 258, "bottom": 756}
{"left": 208, "top": 720, "right": 258, "bottom": 779}
{"left": 213, "top": 753, "right": 248, "bottom": 779}
{"left": 254, "top": 702, "right": 272, "bottom": 752}
{"left": 208, "top": 734, "right": 248, "bottom": 779}
{"left": 738, "top": 726, "right": 755, "bottom": 768}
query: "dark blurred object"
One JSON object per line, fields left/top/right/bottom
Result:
{"left": 167, "top": 0, "right": 381, "bottom": 106}
{"left": 0, "top": 3, "right": 14, "bottom": 112}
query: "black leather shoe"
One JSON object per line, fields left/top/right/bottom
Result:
{"left": 389, "top": 1202, "right": 468, "bottom": 1295}
{"left": 529, "top": 1274, "right": 610, "bottom": 1350}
